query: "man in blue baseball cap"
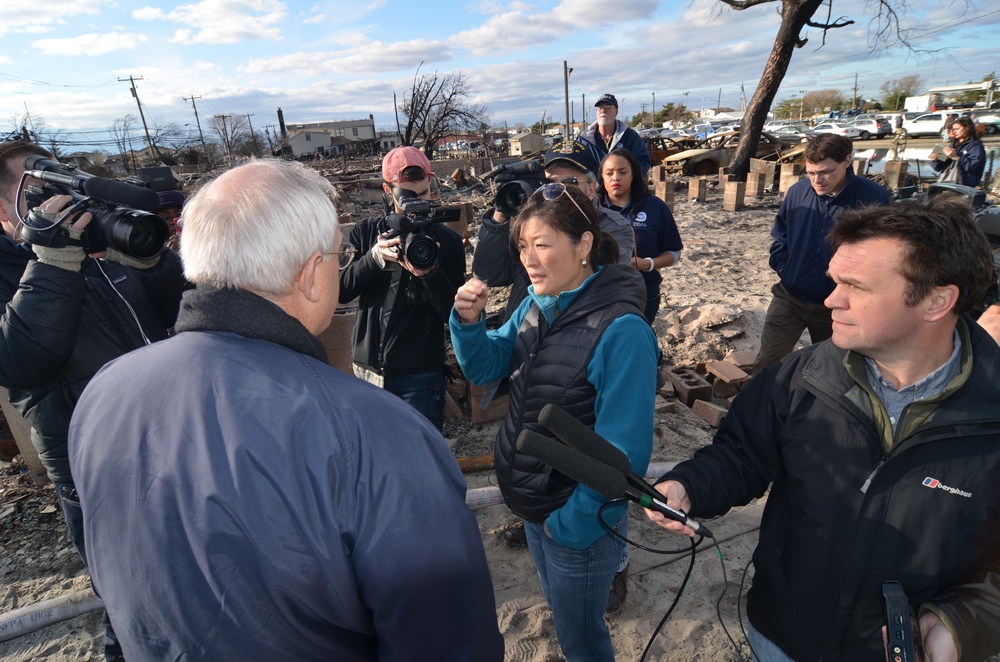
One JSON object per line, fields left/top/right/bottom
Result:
{"left": 580, "top": 93, "right": 652, "bottom": 179}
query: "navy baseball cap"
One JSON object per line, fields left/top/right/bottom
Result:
{"left": 595, "top": 94, "right": 618, "bottom": 108}
{"left": 544, "top": 139, "right": 598, "bottom": 175}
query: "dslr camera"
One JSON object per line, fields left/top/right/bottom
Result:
{"left": 18, "top": 155, "right": 169, "bottom": 259}
{"left": 384, "top": 189, "right": 461, "bottom": 269}
{"left": 491, "top": 159, "right": 546, "bottom": 215}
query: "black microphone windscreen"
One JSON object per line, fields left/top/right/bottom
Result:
{"left": 538, "top": 404, "right": 632, "bottom": 475}
{"left": 516, "top": 430, "right": 626, "bottom": 500}
{"left": 82, "top": 178, "right": 160, "bottom": 212}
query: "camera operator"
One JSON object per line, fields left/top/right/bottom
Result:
{"left": 472, "top": 139, "right": 634, "bottom": 324}
{"left": 339, "top": 146, "right": 464, "bottom": 431}
{"left": 0, "top": 140, "right": 187, "bottom": 662}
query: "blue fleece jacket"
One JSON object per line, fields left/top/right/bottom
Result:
{"left": 769, "top": 172, "right": 890, "bottom": 303}
{"left": 450, "top": 270, "right": 657, "bottom": 549}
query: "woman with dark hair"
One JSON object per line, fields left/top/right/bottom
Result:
{"left": 932, "top": 116, "right": 986, "bottom": 187}
{"left": 598, "top": 149, "right": 683, "bottom": 322}
{"left": 451, "top": 183, "right": 657, "bottom": 661}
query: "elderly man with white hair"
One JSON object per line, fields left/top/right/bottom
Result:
{"left": 68, "top": 159, "right": 504, "bottom": 662}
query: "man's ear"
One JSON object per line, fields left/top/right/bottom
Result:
{"left": 924, "top": 284, "right": 960, "bottom": 322}
{"left": 296, "top": 251, "right": 325, "bottom": 303}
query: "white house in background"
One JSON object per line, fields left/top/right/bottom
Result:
{"left": 699, "top": 107, "right": 743, "bottom": 122}
{"left": 284, "top": 119, "right": 377, "bottom": 158}
{"left": 509, "top": 132, "right": 547, "bottom": 156}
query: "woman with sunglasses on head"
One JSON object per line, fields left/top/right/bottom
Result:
{"left": 452, "top": 184, "right": 657, "bottom": 661}
{"left": 931, "top": 116, "right": 986, "bottom": 187}
{"left": 598, "top": 149, "right": 683, "bottom": 323}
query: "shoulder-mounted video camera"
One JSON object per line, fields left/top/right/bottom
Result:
{"left": 489, "top": 159, "right": 546, "bottom": 216}
{"left": 18, "top": 155, "right": 169, "bottom": 259}
{"left": 384, "top": 188, "right": 461, "bottom": 269}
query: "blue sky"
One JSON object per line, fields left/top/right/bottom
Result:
{"left": 1, "top": 0, "right": 998, "bottom": 153}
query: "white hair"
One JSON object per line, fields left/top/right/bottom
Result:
{"left": 180, "top": 159, "right": 340, "bottom": 295}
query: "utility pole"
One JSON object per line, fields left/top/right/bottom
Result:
{"left": 563, "top": 61, "right": 573, "bottom": 141}
{"left": 640, "top": 103, "right": 648, "bottom": 127}
{"left": 183, "top": 94, "right": 209, "bottom": 162}
{"left": 799, "top": 90, "right": 806, "bottom": 120}
{"left": 581, "top": 94, "right": 586, "bottom": 126}
{"left": 214, "top": 114, "right": 234, "bottom": 163}
{"left": 652, "top": 92, "right": 656, "bottom": 125}
{"left": 119, "top": 75, "right": 158, "bottom": 162}
{"left": 852, "top": 73, "right": 859, "bottom": 110}
{"left": 245, "top": 113, "right": 259, "bottom": 156}
{"left": 717, "top": 88, "right": 722, "bottom": 114}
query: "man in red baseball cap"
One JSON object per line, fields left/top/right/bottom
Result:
{"left": 338, "top": 146, "right": 464, "bottom": 430}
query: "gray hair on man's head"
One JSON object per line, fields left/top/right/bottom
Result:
{"left": 181, "top": 159, "right": 340, "bottom": 296}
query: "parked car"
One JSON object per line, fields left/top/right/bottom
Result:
{"left": 811, "top": 122, "right": 862, "bottom": 139}
{"left": 901, "top": 113, "right": 947, "bottom": 138}
{"left": 765, "top": 125, "right": 818, "bottom": 145}
{"left": 846, "top": 118, "right": 892, "bottom": 140}
{"left": 659, "top": 129, "right": 685, "bottom": 139}
{"left": 971, "top": 110, "right": 1000, "bottom": 135}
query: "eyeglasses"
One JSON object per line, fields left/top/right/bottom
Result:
{"left": 323, "top": 243, "right": 357, "bottom": 270}
{"left": 536, "top": 182, "right": 590, "bottom": 222}
{"left": 805, "top": 162, "right": 846, "bottom": 180}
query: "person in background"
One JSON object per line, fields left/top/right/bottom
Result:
{"left": 69, "top": 159, "right": 504, "bottom": 662}
{"left": 453, "top": 184, "right": 657, "bottom": 660}
{"left": 598, "top": 149, "right": 682, "bottom": 323}
{"left": 155, "top": 189, "right": 185, "bottom": 251}
{"left": 0, "top": 140, "right": 187, "bottom": 662}
{"left": 751, "top": 133, "right": 890, "bottom": 375}
{"left": 580, "top": 94, "right": 652, "bottom": 180}
{"left": 647, "top": 196, "right": 1000, "bottom": 661}
{"left": 339, "top": 146, "right": 465, "bottom": 430}
{"left": 932, "top": 116, "right": 986, "bottom": 188}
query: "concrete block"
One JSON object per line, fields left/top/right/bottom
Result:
{"left": 652, "top": 165, "right": 668, "bottom": 182}
{"left": 745, "top": 172, "right": 767, "bottom": 198}
{"left": 779, "top": 173, "right": 802, "bottom": 194}
{"left": 712, "top": 379, "right": 740, "bottom": 399}
{"left": 657, "top": 376, "right": 675, "bottom": 399}
{"left": 665, "top": 366, "right": 712, "bottom": 407}
{"left": 654, "top": 181, "right": 674, "bottom": 205}
{"left": 853, "top": 158, "right": 869, "bottom": 177}
{"left": 444, "top": 202, "right": 472, "bottom": 240}
{"left": 722, "top": 181, "right": 746, "bottom": 211}
{"left": 468, "top": 382, "right": 509, "bottom": 425}
{"left": 688, "top": 178, "right": 707, "bottom": 203}
{"left": 654, "top": 396, "right": 677, "bottom": 414}
{"left": 692, "top": 399, "right": 728, "bottom": 427}
{"left": 780, "top": 163, "right": 804, "bottom": 176}
{"left": 317, "top": 307, "right": 357, "bottom": 375}
{"left": 444, "top": 391, "right": 465, "bottom": 421}
{"left": 706, "top": 361, "right": 750, "bottom": 386}
{"left": 883, "top": 161, "right": 908, "bottom": 190}
{"left": 726, "top": 350, "right": 757, "bottom": 371}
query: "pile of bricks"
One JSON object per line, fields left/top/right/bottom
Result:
{"left": 657, "top": 350, "right": 754, "bottom": 428}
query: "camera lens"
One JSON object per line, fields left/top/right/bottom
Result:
{"left": 404, "top": 233, "right": 438, "bottom": 270}
{"left": 98, "top": 209, "right": 169, "bottom": 259}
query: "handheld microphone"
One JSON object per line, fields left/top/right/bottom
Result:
{"left": 516, "top": 430, "right": 713, "bottom": 538}
{"left": 537, "top": 404, "right": 709, "bottom": 534}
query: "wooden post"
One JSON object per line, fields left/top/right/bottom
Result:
{"left": 745, "top": 172, "right": 767, "bottom": 198}
{"left": 723, "top": 181, "right": 746, "bottom": 211}
{"left": 0, "top": 398, "right": 47, "bottom": 486}
{"left": 688, "top": 178, "right": 707, "bottom": 203}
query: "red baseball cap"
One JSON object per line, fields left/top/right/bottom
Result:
{"left": 382, "top": 146, "right": 432, "bottom": 183}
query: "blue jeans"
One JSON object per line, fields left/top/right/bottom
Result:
{"left": 384, "top": 369, "right": 445, "bottom": 431}
{"left": 524, "top": 517, "right": 626, "bottom": 661}
{"left": 748, "top": 622, "right": 795, "bottom": 662}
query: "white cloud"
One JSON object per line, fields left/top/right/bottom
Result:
{"left": 133, "top": 0, "right": 286, "bottom": 44}
{"left": 0, "top": 0, "right": 104, "bottom": 36}
{"left": 244, "top": 39, "right": 453, "bottom": 75}
{"left": 32, "top": 32, "right": 148, "bottom": 56}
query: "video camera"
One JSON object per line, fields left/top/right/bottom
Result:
{"left": 18, "top": 155, "right": 169, "bottom": 259}
{"left": 490, "top": 159, "right": 546, "bottom": 216}
{"left": 385, "top": 189, "right": 461, "bottom": 269}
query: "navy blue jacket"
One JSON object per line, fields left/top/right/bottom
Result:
{"left": 580, "top": 120, "right": 652, "bottom": 178}
{"left": 768, "top": 173, "right": 890, "bottom": 303}
{"left": 932, "top": 139, "right": 986, "bottom": 187}
{"left": 69, "top": 286, "right": 504, "bottom": 662}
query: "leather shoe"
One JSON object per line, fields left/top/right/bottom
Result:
{"left": 606, "top": 563, "right": 628, "bottom": 614}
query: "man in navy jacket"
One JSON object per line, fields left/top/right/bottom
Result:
{"left": 751, "top": 134, "right": 890, "bottom": 375}
{"left": 69, "top": 160, "right": 503, "bottom": 662}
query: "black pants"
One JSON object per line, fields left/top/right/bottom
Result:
{"left": 752, "top": 283, "right": 833, "bottom": 375}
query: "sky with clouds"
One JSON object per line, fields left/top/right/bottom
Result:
{"left": 1, "top": 0, "right": 998, "bottom": 152}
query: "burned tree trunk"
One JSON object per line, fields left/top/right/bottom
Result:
{"left": 727, "top": 0, "right": 824, "bottom": 180}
